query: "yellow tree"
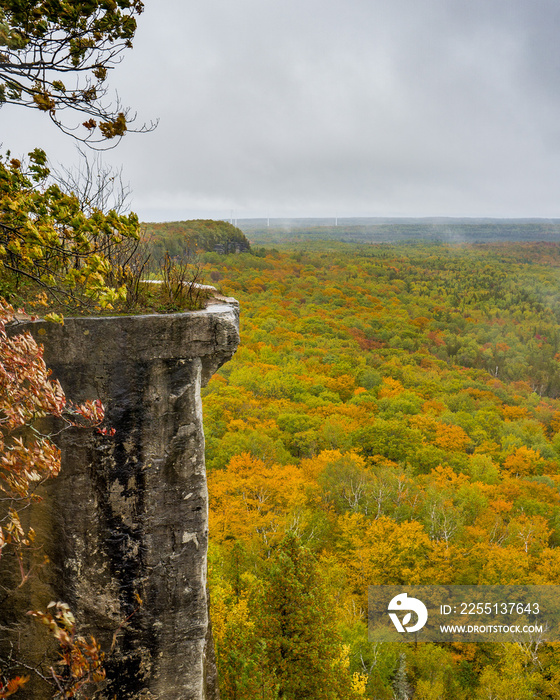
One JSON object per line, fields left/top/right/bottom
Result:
{"left": 209, "top": 453, "right": 315, "bottom": 548}
{"left": 338, "top": 514, "right": 454, "bottom": 610}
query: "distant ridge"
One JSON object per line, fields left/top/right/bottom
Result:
{"left": 142, "top": 219, "right": 251, "bottom": 259}
{"left": 233, "top": 217, "right": 560, "bottom": 245}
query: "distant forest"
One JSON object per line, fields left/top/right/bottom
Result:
{"left": 141, "top": 218, "right": 560, "bottom": 257}
{"left": 234, "top": 217, "right": 560, "bottom": 245}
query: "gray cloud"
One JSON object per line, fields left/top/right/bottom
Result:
{"left": 3, "top": 0, "right": 560, "bottom": 219}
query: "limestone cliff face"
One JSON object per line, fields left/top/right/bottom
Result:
{"left": 2, "top": 301, "right": 239, "bottom": 699}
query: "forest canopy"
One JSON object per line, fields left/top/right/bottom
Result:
{"left": 204, "top": 239, "right": 560, "bottom": 699}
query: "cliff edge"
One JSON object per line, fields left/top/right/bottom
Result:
{"left": 2, "top": 300, "right": 239, "bottom": 699}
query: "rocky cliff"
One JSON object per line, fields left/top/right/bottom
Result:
{"left": 1, "top": 300, "right": 239, "bottom": 699}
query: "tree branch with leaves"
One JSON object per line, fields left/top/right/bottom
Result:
{"left": 0, "top": 0, "right": 155, "bottom": 145}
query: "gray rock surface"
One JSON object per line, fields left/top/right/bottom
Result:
{"left": 1, "top": 301, "right": 239, "bottom": 699}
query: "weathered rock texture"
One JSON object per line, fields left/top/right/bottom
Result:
{"left": 1, "top": 301, "right": 239, "bottom": 699}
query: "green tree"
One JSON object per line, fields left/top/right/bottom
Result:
{"left": 258, "top": 533, "right": 357, "bottom": 700}
{"left": 0, "top": 0, "right": 153, "bottom": 310}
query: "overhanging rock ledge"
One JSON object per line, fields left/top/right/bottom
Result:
{"left": 3, "top": 299, "right": 239, "bottom": 700}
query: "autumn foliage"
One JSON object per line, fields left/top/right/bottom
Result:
{"left": 0, "top": 150, "right": 141, "bottom": 314}
{"left": 203, "top": 241, "right": 560, "bottom": 699}
{"left": 0, "top": 300, "right": 103, "bottom": 553}
{"left": 0, "top": 300, "right": 105, "bottom": 697}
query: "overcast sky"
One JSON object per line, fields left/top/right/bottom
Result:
{"left": 3, "top": 0, "right": 560, "bottom": 221}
